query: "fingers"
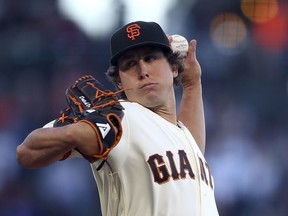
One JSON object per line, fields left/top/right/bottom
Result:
{"left": 166, "top": 34, "right": 173, "bottom": 44}
{"left": 190, "top": 39, "right": 197, "bottom": 52}
{"left": 185, "top": 39, "right": 197, "bottom": 62}
{"left": 188, "top": 39, "right": 197, "bottom": 55}
{"left": 181, "top": 38, "right": 202, "bottom": 86}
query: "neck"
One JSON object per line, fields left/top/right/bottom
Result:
{"left": 149, "top": 94, "right": 178, "bottom": 125}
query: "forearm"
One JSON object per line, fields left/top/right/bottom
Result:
{"left": 178, "top": 81, "right": 206, "bottom": 154}
{"left": 16, "top": 122, "right": 99, "bottom": 169}
{"left": 16, "top": 127, "right": 75, "bottom": 168}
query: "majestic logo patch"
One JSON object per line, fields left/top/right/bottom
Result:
{"left": 126, "top": 24, "right": 141, "bottom": 40}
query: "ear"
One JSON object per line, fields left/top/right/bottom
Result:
{"left": 171, "top": 64, "right": 179, "bottom": 78}
{"left": 117, "top": 82, "right": 122, "bottom": 89}
{"left": 114, "top": 75, "right": 123, "bottom": 89}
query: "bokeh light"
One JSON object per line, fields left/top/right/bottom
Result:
{"left": 252, "top": 3, "right": 288, "bottom": 52}
{"left": 57, "top": 0, "right": 117, "bottom": 38}
{"left": 241, "top": 0, "right": 279, "bottom": 23}
{"left": 57, "top": 0, "right": 176, "bottom": 38}
{"left": 210, "top": 13, "right": 248, "bottom": 53}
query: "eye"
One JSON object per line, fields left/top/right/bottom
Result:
{"left": 143, "top": 54, "right": 158, "bottom": 62}
{"left": 120, "top": 60, "right": 137, "bottom": 71}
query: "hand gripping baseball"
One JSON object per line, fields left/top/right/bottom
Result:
{"left": 66, "top": 75, "right": 124, "bottom": 160}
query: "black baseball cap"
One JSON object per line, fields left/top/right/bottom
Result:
{"left": 110, "top": 21, "right": 172, "bottom": 65}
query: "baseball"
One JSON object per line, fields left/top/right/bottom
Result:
{"left": 171, "top": 35, "right": 189, "bottom": 57}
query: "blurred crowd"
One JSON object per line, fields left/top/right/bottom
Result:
{"left": 0, "top": 0, "right": 287, "bottom": 215}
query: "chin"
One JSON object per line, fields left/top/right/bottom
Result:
{"left": 129, "top": 92, "right": 163, "bottom": 107}
{"left": 140, "top": 98, "right": 163, "bottom": 109}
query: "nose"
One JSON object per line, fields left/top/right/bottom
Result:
{"left": 138, "top": 60, "right": 149, "bottom": 80}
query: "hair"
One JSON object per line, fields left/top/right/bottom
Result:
{"left": 105, "top": 50, "right": 185, "bottom": 99}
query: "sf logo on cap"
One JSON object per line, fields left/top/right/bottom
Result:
{"left": 126, "top": 24, "right": 141, "bottom": 40}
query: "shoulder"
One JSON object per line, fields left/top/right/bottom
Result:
{"left": 119, "top": 100, "right": 140, "bottom": 109}
{"left": 119, "top": 100, "right": 149, "bottom": 115}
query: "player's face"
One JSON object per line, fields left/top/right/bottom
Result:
{"left": 117, "top": 46, "right": 178, "bottom": 108}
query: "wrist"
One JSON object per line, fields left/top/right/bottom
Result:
{"left": 182, "top": 78, "right": 202, "bottom": 91}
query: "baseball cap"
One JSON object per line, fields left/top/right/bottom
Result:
{"left": 110, "top": 21, "right": 172, "bottom": 65}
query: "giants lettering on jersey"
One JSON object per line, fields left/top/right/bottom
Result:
{"left": 147, "top": 150, "right": 214, "bottom": 189}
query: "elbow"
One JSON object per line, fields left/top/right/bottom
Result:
{"left": 16, "top": 145, "right": 24, "bottom": 165}
{"left": 16, "top": 145, "right": 28, "bottom": 167}
{"left": 16, "top": 145, "right": 37, "bottom": 169}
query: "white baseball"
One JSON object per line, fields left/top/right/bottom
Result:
{"left": 171, "top": 35, "right": 189, "bottom": 57}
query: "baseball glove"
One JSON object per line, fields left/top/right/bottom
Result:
{"left": 65, "top": 75, "right": 124, "bottom": 161}
{"left": 53, "top": 107, "right": 76, "bottom": 127}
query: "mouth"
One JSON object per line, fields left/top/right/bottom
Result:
{"left": 140, "top": 83, "right": 157, "bottom": 89}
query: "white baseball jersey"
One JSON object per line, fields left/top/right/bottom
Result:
{"left": 91, "top": 101, "right": 219, "bottom": 216}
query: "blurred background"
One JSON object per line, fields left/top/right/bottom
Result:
{"left": 1, "top": 0, "right": 287, "bottom": 215}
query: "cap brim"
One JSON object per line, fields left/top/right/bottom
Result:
{"left": 110, "top": 42, "right": 171, "bottom": 65}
